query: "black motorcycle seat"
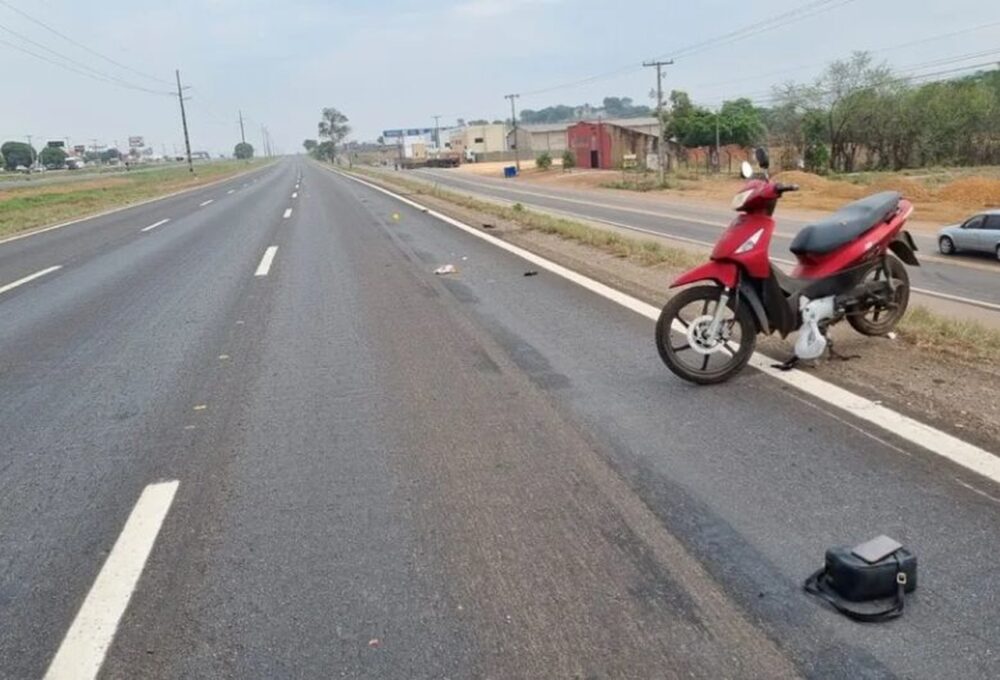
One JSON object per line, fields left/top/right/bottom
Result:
{"left": 790, "top": 192, "right": 901, "bottom": 256}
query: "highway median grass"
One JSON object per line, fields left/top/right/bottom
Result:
{"left": 348, "top": 166, "right": 704, "bottom": 270}
{"left": 347, "top": 164, "right": 1000, "bottom": 365}
{"left": 0, "top": 160, "right": 268, "bottom": 239}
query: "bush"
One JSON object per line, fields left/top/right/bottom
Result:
{"left": 561, "top": 150, "right": 576, "bottom": 169}
{"left": 536, "top": 151, "right": 552, "bottom": 170}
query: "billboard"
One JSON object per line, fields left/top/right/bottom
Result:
{"left": 128, "top": 136, "right": 144, "bottom": 148}
{"left": 73, "top": 145, "right": 87, "bottom": 155}
{"left": 47, "top": 140, "right": 65, "bottom": 148}
{"left": 382, "top": 128, "right": 434, "bottom": 139}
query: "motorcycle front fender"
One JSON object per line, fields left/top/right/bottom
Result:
{"left": 670, "top": 261, "right": 739, "bottom": 289}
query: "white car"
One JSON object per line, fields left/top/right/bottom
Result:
{"left": 938, "top": 210, "right": 1000, "bottom": 260}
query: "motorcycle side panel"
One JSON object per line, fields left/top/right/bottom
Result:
{"left": 711, "top": 213, "right": 775, "bottom": 279}
{"left": 670, "top": 260, "right": 739, "bottom": 289}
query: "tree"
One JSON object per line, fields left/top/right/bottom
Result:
{"left": 234, "top": 142, "right": 254, "bottom": 159}
{"left": 317, "top": 107, "right": 350, "bottom": 160}
{"left": 467, "top": 119, "right": 489, "bottom": 125}
{"left": 313, "top": 140, "right": 336, "bottom": 162}
{"left": 303, "top": 139, "right": 318, "bottom": 153}
{"left": 561, "top": 149, "right": 576, "bottom": 169}
{"left": 39, "top": 146, "right": 67, "bottom": 168}
{"left": 1, "top": 141, "right": 35, "bottom": 170}
{"left": 718, "top": 98, "right": 765, "bottom": 148}
{"left": 535, "top": 151, "right": 552, "bottom": 170}
{"left": 100, "top": 148, "right": 121, "bottom": 163}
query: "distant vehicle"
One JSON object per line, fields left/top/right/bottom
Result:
{"left": 938, "top": 210, "right": 1000, "bottom": 260}
{"left": 66, "top": 158, "right": 85, "bottom": 170}
{"left": 15, "top": 165, "right": 30, "bottom": 173}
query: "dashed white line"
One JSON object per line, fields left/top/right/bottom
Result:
{"left": 255, "top": 246, "right": 278, "bottom": 277}
{"left": 335, "top": 168, "right": 1000, "bottom": 487}
{"left": 292, "top": 192, "right": 298, "bottom": 199}
{"left": 199, "top": 199, "right": 214, "bottom": 207}
{"left": 0, "top": 265, "right": 63, "bottom": 296}
{"left": 283, "top": 208, "right": 293, "bottom": 219}
{"left": 43, "top": 480, "right": 179, "bottom": 680}
{"left": 140, "top": 218, "right": 170, "bottom": 233}
{"left": 227, "top": 189, "right": 235, "bottom": 195}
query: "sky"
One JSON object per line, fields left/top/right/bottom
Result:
{"left": 0, "top": 0, "right": 997, "bottom": 156}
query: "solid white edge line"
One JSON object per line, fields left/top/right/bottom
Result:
{"left": 43, "top": 480, "right": 179, "bottom": 680}
{"left": 199, "top": 199, "right": 214, "bottom": 207}
{"left": 255, "top": 246, "right": 278, "bottom": 277}
{"left": 0, "top": 165, "right": 270, "bottom": 247}
{"left": 283, "top": 208, "right": 293, "bottom": 219}
{"left": 140, "top": 218, "right": 170, "bottom": 233}
{"left": 331, "top": 167, "right": 1000, "bottom": 486}
{"left": 416, "top": 173, "right": 1000, "bottom": 313}
{"left": 0, "top": 265, "right": 63, "bottom": 295}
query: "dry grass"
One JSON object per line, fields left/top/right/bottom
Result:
{"left": 350, "top": 166, "right": 704, "bottom": 270}
{"left": 898, "top": 306, "right": 1000, "bottom": 362}
{"left": 0, "top": 160, "right": 268, "bottom": 238}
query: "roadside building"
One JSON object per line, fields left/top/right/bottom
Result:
{"left": 566, "top": 121, "right": 656, "bottom": 169}
{"left": 508, "top": 123, "right": 570, "bottom": 156}
{"left": 449, "top": 123, "right": 509, "bottom": 159}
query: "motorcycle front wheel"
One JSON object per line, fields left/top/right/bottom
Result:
{"left": 655, "top": 285, "right": 758, "bottom": 385}
{"left": 847, "top": 254, "right": 909, "bottom": 336}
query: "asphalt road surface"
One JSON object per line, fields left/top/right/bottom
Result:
{"left": 413, "top": 167, "right": 1000, "bottom": 314}
{"left": 2, "top": 158, "right": 999, "bottom": 679}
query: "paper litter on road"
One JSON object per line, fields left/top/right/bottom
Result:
{"left": 434, "top": 264, "right": 457, "bottom": 275}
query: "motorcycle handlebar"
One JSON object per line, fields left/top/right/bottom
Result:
{"left": 775, "top": 183, "right": 800, "bottom": 193}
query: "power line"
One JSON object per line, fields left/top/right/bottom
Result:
{"left": 0, "top": 0, "right": 172, "bottom": 86}
{"left": 517, "top": 0, "right": 856, "bottom": 99}
{"left": 0, "top": 35, "right": 172, "bottom": 96}
{"left": 0, "top": 21, "right": 172, "bottom": 95}
{"left": 691, "top": 19, "right": 1000, "bottom": 94}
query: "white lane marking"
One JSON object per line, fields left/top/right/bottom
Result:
{"left": 0, "top": 265, "right": 63, "bottom": 295}
{"left": 227, "top": 189, "right": 235, "bottom": 195}
{"left": 199, "top": 199, "right": 214, "bottom": 207}
{"left": 421, "top": 175, "right": 1000, "bottom": 312}
{"left": 334, "top": 168, "right": 1000, "bottom": 486}
{"left": 255, "top": 246, "right": 278, "bottom": 276}
{"left": 140, "top": 218, "right": 170, "bottom": 233}
{"left": 283, "top": 208, "right": 293, "bottom": 219}
{"left": 44, "top": 480, "right": 179, "bottom": 680}
{"left": 292, "top": 192, "right": 298, "bottom": 199}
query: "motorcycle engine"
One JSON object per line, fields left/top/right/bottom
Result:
{"left": 795, "top": 296, "right": 837, "bottom": 360}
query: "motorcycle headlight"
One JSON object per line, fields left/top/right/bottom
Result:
{"left": 731, "top": 189, "right": 753, "bottom": 210}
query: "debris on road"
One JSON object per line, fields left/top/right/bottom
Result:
{"left": 368, "top": 638, "right": 381, "bottom": 648}
{"left": 482, "top": 223, "right": 495, "bottom": 229}
{"left": 434, "top": 264, "right": 457, "bottom": 275}
{"left": 524, "top": 271, "right": 538, "bottom": 277}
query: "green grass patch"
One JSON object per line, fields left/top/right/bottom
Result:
{"left": 0, "top": 160, "right": 269, "bottom": 238}
{"left": 898, "top": 305, "right": 1000, "bottom": 363}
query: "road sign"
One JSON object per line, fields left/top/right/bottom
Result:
{"left": 128, "top": 136, "right": 144, "bottom": 148}
{"left": 47, "top": 140, "right": 65, "bottom": 148}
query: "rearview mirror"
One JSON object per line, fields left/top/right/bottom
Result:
{"left": 740, "top": 161, "right": 753, "bottom": 179}
{"left": 754, "top": 147, "right": 770, "bottom": 169}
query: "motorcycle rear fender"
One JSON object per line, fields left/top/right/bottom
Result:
{"left": 889, "top": 230, "right": 919, "bottom": 266}
{"left": 670, "top": 261, "right": 739, "bottom": 289}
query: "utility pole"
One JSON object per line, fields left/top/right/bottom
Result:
{"left": 239, "top": 109, "right": 246, "bottom": 145}
{"left": 505, "top": 93, "right": 520, "bottom": 172}
{"left": 714, "top": 109, "right": 721, "bottom": 174}
{"left": 25, "top": 134, "right": 34, "bottom": 167}
{"left": 643, "top": 59, "right": 673, "bottom": 184}
{"left": 175, "top": 69, "right": 194, "bottom": 173}
{"left": 432, "top": 115, "right": 441, "bottom": 157}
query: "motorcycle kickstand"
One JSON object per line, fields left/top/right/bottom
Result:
{"left": 772, "top": 355, "right": 799, "bottom": 371}
{"left": 827, "top": 338, "right": 861, "bottom": 362}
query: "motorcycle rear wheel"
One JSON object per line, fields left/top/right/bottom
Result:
{"left": 847, "top": 254, "right": 909, "bottom": 336}
{"left": 656, "top": 285, "right": 757, "bottom": 385}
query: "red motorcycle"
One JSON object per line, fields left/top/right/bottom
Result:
{"left": 656, "top": 148, "right": 919, "bottom": 384}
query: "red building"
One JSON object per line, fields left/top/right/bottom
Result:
{"left": 566, "top": 121, "right": 655, "bottom": 170}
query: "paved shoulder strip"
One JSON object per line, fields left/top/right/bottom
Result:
{"left": 44, "top": 480, "right": 179, "bottom": 680}
{"left": 332, "top": 168, "right": 1000, "bottom": 486}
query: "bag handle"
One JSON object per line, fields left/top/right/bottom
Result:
{"left": 804, "top": 554, "right": 907, "bottom": 623}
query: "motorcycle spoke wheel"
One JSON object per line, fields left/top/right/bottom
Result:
{"left": 847, "top": 255, "right": 910, "bottom": 336}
